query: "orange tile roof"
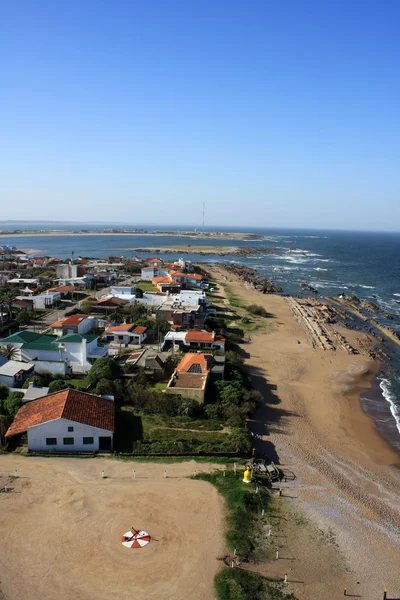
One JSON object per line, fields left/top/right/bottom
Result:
{"left": 95, "top": 297, "right": 129, "bottom": 306}
{"left": 106, "top": 323, "right": 135, "bottom": 333}
{"left": 169, "top": 271, "right": 186, "bottom": 278}
{"left": 147, "top": 258, "right": 163, "bottom": 263}
{"left": 152, "top": 276, "right": 170, "bottom": 284}
{"left": 132, "top": 326, "right": 147, "bottom": 334}
{"left": 177, "top": 353, "right": 212, "bottom": 373}
{"left": 185, "top": 330, "right": 214, "bottom": 343}
{"left": 6, "top": 389, "right": 114, "bottom": 437}
{"left": 186, "top": 273, "right": 203, "bottom": 280}
{"left": 51, "top": 314, "right": 88, "bottom": 328}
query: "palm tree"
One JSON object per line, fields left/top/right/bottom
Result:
{"left": 0, "top": 343, "right": 19, "bottom": 361}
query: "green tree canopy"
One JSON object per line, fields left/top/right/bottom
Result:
{"left": 86, "top": 358, "right": 121, "bottom": 387}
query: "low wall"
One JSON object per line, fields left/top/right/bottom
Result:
{"left": 33, "top": 360, "right": 68, "bottom": 376}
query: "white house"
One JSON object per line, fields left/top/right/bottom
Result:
{"left": 0, "top": 331, "right": 108, "bottom": 374}
{"left": 30, "top": 291, "right": 62, "bottom": 310}
{"left": 140, "top": 267, "right": 168, "bottom": 281}
{"left": 104, "top": 323, "right": 147, "bottom": 345}
{"left": 109, "top": 284, "right": 136, "bottom": 302}
{"left": 0, "top": 360, "right": 34, "bottom": 388}
{"left": 5, "top": 388, "right": 114, "bottom": 452}
{"left": 50, "top": 314, "right": 97, "bottom": 337}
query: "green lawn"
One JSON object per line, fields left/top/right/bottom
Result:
{"left": 114, "top": 408, "right": 248, "bottom": 454}
{"left": 136, "top": 280, "right": 157, "bottom": 292}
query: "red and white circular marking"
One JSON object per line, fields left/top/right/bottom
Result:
{"left": 122, "top": 529, "right": 151, "bottom": 549}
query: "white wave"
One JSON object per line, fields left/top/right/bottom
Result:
{"left": 394, "top": 293, "right": 400, "bottom": 297}
{"left": 357, "top": 285, "right": 375, "bottom": 289}
{"left": 314, "top": 267, "right": 328, "bottom": 271}
{"left": 379, "top": 379, "right": 400, "bottom": 435}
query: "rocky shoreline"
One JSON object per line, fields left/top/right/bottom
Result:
{"left": 134, "top": 246, "right": 285, "bottom": 257}
{"left": 213, "top": 262, "right": 283, "bottom": 293}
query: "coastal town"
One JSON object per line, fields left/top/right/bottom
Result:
{"left": 0, "top": 243, "right": 400, "bottom": 600}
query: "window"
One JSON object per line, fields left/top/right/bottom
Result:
{"left": 68, "top": 426, "right": 74, "bottom": 432}
{"left": 46, "top": 438, "right": 57, "bottom": 446}
{"left": 83, "top": 437, "right": 94, "bottom": 445}
{"left": 63, "top": 437, "right": 74, "bottom": 445}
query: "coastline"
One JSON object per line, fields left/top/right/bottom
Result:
{"left": 205, "top": 264, "right": 400, "bottom": 597}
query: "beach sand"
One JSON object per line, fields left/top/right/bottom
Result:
{"left": 206, "top": 265, "right": 400, "bottom": 599}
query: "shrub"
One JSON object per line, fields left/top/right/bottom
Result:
{"left": 247, "top": 304, "right": 268, "bottom": 317}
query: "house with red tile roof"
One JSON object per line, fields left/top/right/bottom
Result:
{"left": 166, "top": 353, "right": 213, "bottom": 403}
{"left": 5, "top": 389, "right": 114, "bottom": 452}
{"left": 162, "top": 329, "right": 225, "bottom": 351}
{"left": 104, "top": 323, "right": 148, "bottom": 345}
{"left": 50, "top": 314, "right": 97, "bottom": 337}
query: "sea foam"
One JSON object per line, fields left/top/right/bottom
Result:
{"left": 379, "top": 378, "right": 400, "bottom": 434}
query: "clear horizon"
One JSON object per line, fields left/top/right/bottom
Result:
{"left": 2, "top": 1, "right": 400, "bottom": 230}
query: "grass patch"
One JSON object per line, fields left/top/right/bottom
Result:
{"left": 136, "top": 280, "right": 157, "bottom": 292}
{"left": 151, "top": 381, "right": 168, "bottom": 390}
{"left": 142, "top": 414, "right": 224, "bottom": 431}
{"left": 215, "top": 569, "right": 297, "bottom": 600}
{"left": 198, "top": 471, "right": 297, "bottom": 600}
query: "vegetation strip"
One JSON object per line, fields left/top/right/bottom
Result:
{"left": 197, "top": 471, "right": 298, "bottom": 600}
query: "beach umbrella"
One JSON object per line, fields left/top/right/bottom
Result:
{"left": 122, "top": 528, "right": 151, "bottom": 548}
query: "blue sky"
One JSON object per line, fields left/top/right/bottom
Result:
{"left": 1, "top": 0, "right": 399, "bottom": 230}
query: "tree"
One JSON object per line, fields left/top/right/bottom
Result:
{"left": 0, "top": 384, "right": 9, "bottom": 401}
{"left": 3, "top": 392, "right": 24, "bottom": 418}
{"left": 0, "top": 343, "right": 19, "bottom": 361}
{"left": 16, "top": 311, "right": 31, "bottom": 326}
{"left": 154, "top": 318, "right": 170, "bottom": 336}
{"left": 49, "top": 380, "right": 68, "bottom": 393}
{"left": 94, "top": 378, "right": 115, "bottom": 396}
{"left": 86, "top": 358, "right": 121, "bottom": 387}
{"left": 80, "top": 300, "right": 96, "bottom": 315}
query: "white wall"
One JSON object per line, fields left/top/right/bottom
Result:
{"left": 77, "top": 316, "right": 97, "bottom": 334}
{"left": 32, "top": 360, "right": 69, "bottom": 376}
{"left": 27, "top": 417, "right": 113, "bottom": 452}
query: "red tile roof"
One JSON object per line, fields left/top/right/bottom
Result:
{"left": 186, "top": 273, "right": 203, "bottom": 280}
{"left": 185, "top": 330, "right": 214, "bottom": 343}
{"left": 177, "top": 353, "right": 212, "bottom": 373}
{"left": 6, "top": 389, "right": 114, "bottom": 437}
{"left": 106, "top": 323, "right": 135, "bottom": 333}
{"left": 132, "top": 326, "right": 147, "bottom": 334}
{"left": 51, "top": 314, "right": 88, "bottom": 328}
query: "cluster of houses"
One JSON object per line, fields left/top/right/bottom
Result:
{"left": 0, "top": 252, "right": 227, "bottom": 453}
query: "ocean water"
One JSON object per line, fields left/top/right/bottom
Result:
{"left": 1, "top": 223, "right": 399, "bottom": 440}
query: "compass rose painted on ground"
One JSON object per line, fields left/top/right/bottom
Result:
{"left": 122, "top": 528, "right": 151, "bottom": 548}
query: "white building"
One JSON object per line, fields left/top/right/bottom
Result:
{"left": 109, "top": 284, "right": 136, "bottom": 302}
{"left": 104, "top": 323, "right": 147, "bottom": 345}
{"left": 0, "top": 331, "right": 108, "bottom": 374}
{"left": 5, "top": 388, "right": 114, "bottom": 452}
{"left": 0, "top": 360, "right": 34, "bottom": 388}
{"left": 56, "top": 263, "right": 79, "bottom": 279}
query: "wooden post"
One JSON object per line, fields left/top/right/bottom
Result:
{"left": 223, "top": 470, "right": 226, "bottom": 477}
{"left": 14, "top": 469, "right": 18, "bottom": 478}
{"left": 164, "top": 470, "right": 167, "bottom": 479}
{"left": 133, "top": 471, "right": 136, "bottom": 479}
{"left": 234, "top": 463, "right": 237, "bottom": 474}
{"left": 276, "top": 550, "right": 279, "bottom": 560}
{"left": 101, "top": 470, "right": 105, "bottom": 479}
{"left": 284, "top": 574, "right": 287, "bottom": 583}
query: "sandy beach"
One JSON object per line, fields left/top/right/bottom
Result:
{"left": 206, "top": 265, "right": 400, "bottom": 599}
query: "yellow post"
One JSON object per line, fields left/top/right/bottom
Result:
{"left": 243, "top": 465, "right": 252, "bottom": 484}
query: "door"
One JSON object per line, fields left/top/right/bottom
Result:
{"left": 99, "top": 436, "right": 112, "bottom": 451}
